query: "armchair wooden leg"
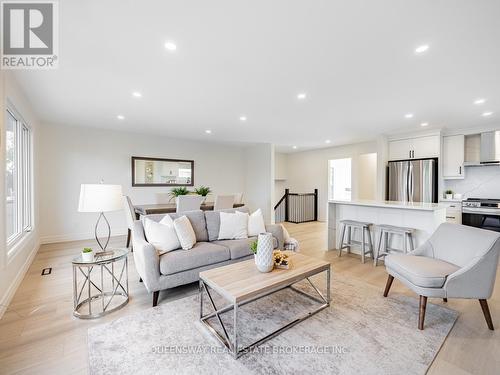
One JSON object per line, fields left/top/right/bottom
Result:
{"left": 383, "top": 275, "right": 394, "bottom": 297}
{"left": 443, "top": 298, "right": 447, "bottom": 303}
{"left": 152, "top": 291, "right": 160, "bottom": 307}
{"left": 418, "top": 296, "right": 427, "bottom": 330}
{"left": 479, "top": 299, "right": 494, "bottom": 330}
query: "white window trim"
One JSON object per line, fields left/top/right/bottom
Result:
{"left": 5, "top": 103, "right": 33, "bottom": 257}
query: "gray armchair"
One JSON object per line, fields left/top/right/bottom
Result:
{"left": 383, "top": 223, "right": 500, "bottom": 330}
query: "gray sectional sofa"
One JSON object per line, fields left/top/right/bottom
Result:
{"left": 132, "top": 207, "right": 285, "bottom": 306}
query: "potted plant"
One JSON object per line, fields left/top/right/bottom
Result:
{"left": 82, "top": 247, "right": 94, "bottom": 262}
{"left": 445, "top": 189, "right": 453, "bottom": 200}
{"left": 250, "top": 239, "right": 258, "bottom": 255}
{"left": 169, "top": 186, "right": 190, "bottom": 201}
{"left": 194, "top": 186, "right": 211, "bottom": 203}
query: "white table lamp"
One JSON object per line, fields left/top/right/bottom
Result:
{"left": 78, "top": 184, "right": 123, "bottom": 251}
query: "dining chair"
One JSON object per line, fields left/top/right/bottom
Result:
{"left": 154, "top": 192, "right": 170, "bottom": 204}
{"left": 383, "top": 223, "right": 500, "bottom": 330}
{"left": 214, "top": 195, "right": 235, "bottom": 211}
{"left": 234, "top": 192, "right": 244, "bottom": 204}
{"left": 122, "top": 195, "right": 136, "bottom": 249}
{"left": 176, "top": 195, "right": 204, "bottom": 213}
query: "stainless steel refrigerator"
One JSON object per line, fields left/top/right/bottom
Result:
{"left": 387, "top": 159, "right": 437, "bottom": 203}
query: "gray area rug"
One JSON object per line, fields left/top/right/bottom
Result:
{"left": 88, "top": 275, "right": 458, "bottom": 375}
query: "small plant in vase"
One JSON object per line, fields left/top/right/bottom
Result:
{"left": 169, "top": 186, "right": 190, "bottom": 201}
{"left": 445, "top": 190, "right": 453, "bottom": 200}
{"left": 82, "top": 247, "right": 94, "bottom": 262}
{"left": 194, "top": 186, "right": 211, "bottom": 203}
{"left": 250, "top": 239, "right": 258, "bottom": 254}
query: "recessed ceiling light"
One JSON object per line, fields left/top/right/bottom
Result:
{"left": 420, "top": 122, "right": 429, "bottom": 127}
{"left": 482, "top": 111, "right": 493, "bottom": 117}
{"left": 405, "top": 113, "right": 414, "bottom": 119}
{"left": 415, "top": 44, "right": 429, "bottom": 54}
{"left": 117, "top": 115, "right": 125, "bottom": 120}
{"left": 239, "top": 116, "right": 247, "bottom": 122}
{"left": 297, "top": 93, "right": 307, "bottom": 100}
{"left": 164, "top": 41, "right": 177, "bottom": 51}
{"left": 325, "top": 140, "right": 331, "bottom": 144}
{"left": 132, "top": 91, "right": 142, "bottom": 98}
{"left": 474, "top": 98, "right": 486, "bottom": 105}
{"left": 205, "top": 129, "right": 212, "bottom": 134}
{"left": 292, "top": 145, "right": 297, "bottom": 149}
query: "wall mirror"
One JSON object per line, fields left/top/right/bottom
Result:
{"left": 132, "top": 157, "right": 194, "bottom": 187}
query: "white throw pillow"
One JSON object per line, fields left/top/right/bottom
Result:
{"left": 143, "top": 216, "right": 181, "bottom": 255}
{"left": 218, "top": 212, "right": 248, "bottom": 240}
{"left": 247, "top": 209, "right": 266, "bottom": 237}
{"left": 173, "top": 215, "right": 197, "bottom": 250}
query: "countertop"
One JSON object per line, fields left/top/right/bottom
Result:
{"left": 439, "top": 198, "right": 463, "bottom": 203}
{"left": 328, "top": 199, "right": 446, "bottom": 211}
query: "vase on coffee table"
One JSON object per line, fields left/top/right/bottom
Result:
{"left": 255, "top": 233, "right": 274, "bottom": 273}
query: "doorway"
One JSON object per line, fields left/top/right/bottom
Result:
{"left": 328, "top": 158, "right": 352, "bottom": 201}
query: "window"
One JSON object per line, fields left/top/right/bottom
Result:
{"left": 5, "top": 107, "right": 32, "bottom": 248}
{"left": 5, "top": 110, "right": 17, "bottom": 240}
{"left": 328, "top": 158, "right": 352, "bottom": 201}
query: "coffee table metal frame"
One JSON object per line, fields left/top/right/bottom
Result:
{"left": 199, "top": 264, "right": 331, "bottom": 359}
{"left": 72, "top": 248, "right": 129, "bottom": 319}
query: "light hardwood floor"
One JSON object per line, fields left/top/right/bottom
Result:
{"left": 0, "top": 222, "right": 498, "bottom": 374}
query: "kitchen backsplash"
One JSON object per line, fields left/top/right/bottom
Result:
{"left": 444, "top": 166, "right": 500, "bottom": 199}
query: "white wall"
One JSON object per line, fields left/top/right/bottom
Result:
{"left": 275, "top": 152, "right": 287, "bottom": 180}
{"left": 357, "top": 153, "right": 378, "bottom": 200}
{"left": 376, "top": 135, "right": 389, "bottom": 201}
{"left": 38, "top": 123, "right": 249, "bottom": 243}
{"left": 285, "top": 141, "right": 381, "bottom": 221}
{"left": 0, "top": 72, "right": 41, "bottom": 318}
{"left": 274, "top": 152, "right": 287, "bottom": 204}
{"left": 444, "top": 166, "right": 500, "bottom": 199}
{"left": 244, "top": 143, "right": 274, "bottom": 224}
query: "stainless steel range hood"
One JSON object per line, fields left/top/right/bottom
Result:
{"left": 480, "top": 131, "right": 500, "bottom": 164}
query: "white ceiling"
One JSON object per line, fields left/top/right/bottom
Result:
{"left": 13, "top": 0, "right": 500, "bottom": 152}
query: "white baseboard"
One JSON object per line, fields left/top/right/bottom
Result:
{"left": 40, "top": 228, "right": 128, "bottom": 245}
{"left": 0, "top": 239, "right": 40, "bottom": 320}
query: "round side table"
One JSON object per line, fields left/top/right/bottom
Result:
{"left": 72, "top": 248, "right": 129, "bottom": 319}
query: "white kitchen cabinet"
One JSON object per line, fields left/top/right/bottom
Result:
{"left": 443, "top": 134, "right": 465, "bottom": 179}
{"left": 388, "top": 135, "right": 440, "bottom": 161}
{"left": 441, "top": 201, "right": 462, "bottom": 224}
{"left": 412, "top": 135, "right": 440, "bottom": 159}
{"left": 388, "top": 139, "right": 413, "bottom": 160}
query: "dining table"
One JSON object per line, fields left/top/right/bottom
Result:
{"left": 134, "top": 202, "right": 245, "bottom": 219}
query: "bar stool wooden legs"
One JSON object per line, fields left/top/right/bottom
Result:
{"left": 373, "top": 225, "right": 415, "bottom": 266}
{"left": 338, "top": 220, "right": 374, "bottom": 263}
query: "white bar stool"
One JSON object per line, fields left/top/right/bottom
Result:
{"left": 373, "top": 224, "right": 415, "bottom": 266}
{"left": 338, "top": 219, "right": 374, "bottom": 264}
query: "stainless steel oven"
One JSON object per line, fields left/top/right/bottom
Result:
{"left": 462, "top": 198, "right": 500, "bottom": 232}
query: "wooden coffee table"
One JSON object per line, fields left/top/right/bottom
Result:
{"left": 199, "top": 251, "right": 331, "bottom": 358}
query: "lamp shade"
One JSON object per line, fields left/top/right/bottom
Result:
{"left": 78, "top": 184, "right": 123, "bottom": 213}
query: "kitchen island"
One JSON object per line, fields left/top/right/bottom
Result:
{"left": 328, "top": 200, "right": 446, "bottom": 254}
